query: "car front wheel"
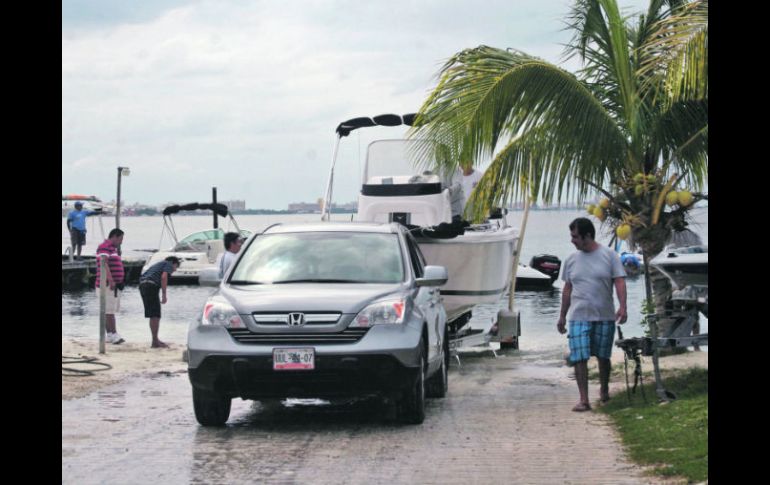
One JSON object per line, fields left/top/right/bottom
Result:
{"left": 192, "top": 387, "right": 232, "bottom": 426}
{"left": 426, "top": 331, "right": 449, "bottom": 398}
{"left": 397, "top": 339, "right": 426, "bottom": 424}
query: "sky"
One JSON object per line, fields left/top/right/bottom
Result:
{"left": 62, "top": 0, "right": 650, "bottom": 210}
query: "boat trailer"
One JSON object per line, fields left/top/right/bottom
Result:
{"left": 615, "top": 283, "right": 708, "bottom": 401}
{"left": 448, "top": 309, "right": 521, "bottom": 366}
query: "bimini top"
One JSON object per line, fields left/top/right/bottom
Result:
{"left": 336, "top": 113, "right": 417, "bottom": 137}
{"left": 162, "top": 202, "right": 229, "bottom": 217}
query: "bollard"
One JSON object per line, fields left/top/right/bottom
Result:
{"left": 497, "top": 309, "right": 520, "bottom": 349}
{"left": 98, "top": 254, "right": 107, "bottom": 354}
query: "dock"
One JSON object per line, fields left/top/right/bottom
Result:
{"left": 62, "top": 255, "right": 147, "bottom": 289}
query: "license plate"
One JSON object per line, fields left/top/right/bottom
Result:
{"left": 273, "top": 348, "right": 315, "bottom": 371}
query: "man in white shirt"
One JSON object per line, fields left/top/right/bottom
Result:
{"left": 460, "top": 165, "right": 482, "bottom": 208}
{"left": 218, "top": 232, "right": 244, "bottom": 278}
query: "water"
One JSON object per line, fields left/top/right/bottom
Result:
{"left": 62, "top": 208, "right": 708, "bottom": 351}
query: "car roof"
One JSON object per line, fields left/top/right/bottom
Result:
{"left": 262, "top": 221, "right": 402, "bottom": 235}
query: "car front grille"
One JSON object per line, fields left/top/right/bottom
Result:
{"left": 251, "top": 312, "right": 342, "bottom": 325}
{"left": 227, "top": 327, "right": 369, "bottom": 345}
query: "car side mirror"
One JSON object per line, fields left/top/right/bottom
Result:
{"left": 416, "top": 265, "right": 448, "bottom": 287}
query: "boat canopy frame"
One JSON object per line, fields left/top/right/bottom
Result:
{"left": 159, "top": 202, "right": 241, "bottom": 247}
{"left": 323, "top": 113, "right": 418, "bottom": 221}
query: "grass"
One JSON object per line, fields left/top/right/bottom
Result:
{"left": 595, "top": 367, "right": 708, "bottom": 483}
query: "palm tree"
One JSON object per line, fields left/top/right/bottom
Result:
{"left": 409, "top": 0, "right": 707, "bottom": 399}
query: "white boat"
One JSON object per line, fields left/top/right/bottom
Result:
{"left": 322, "top": 113, "right": 520, "bottom": 323}
{"left": 516, "top": 264, "right": 555, "bottom": 290}
{"left": 62, "top": 194, "right": 114, "bottom": 214}
{"left": 141, "top": 202, "right": 249, "bottom": 283}
{"left": 649, "top": 244, "right": 708, "bottom": 290}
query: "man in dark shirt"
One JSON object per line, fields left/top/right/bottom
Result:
{"left": 139, "top": 256, "right": 180, "bottom": 348}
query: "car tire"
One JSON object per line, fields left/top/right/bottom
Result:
{"left": 398, "top": 340, "right": 426, "bottom": 424}
{"left": 426, "top": 331, "right": 449, "bottom": 398}
{"left": 192, "top": 387, "right": 232, "bottom": 426}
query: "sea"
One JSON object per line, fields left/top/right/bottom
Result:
{"left": 62, "top": 207, "right": 708, "bottom": 353}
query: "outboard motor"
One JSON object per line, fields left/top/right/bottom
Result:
{"left": 529, "top": 254, "right": 561, "bottom": 283}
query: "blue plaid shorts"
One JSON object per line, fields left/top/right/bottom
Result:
{"left": 568, "top": 321, "right": 616, "bottom": 362}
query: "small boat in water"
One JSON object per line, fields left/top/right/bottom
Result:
{"left": 141, "top": 202, "right": 250, "bottom": 283}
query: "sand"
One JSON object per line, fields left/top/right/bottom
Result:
{"left": 62, "top": 337, "right": 707, "bottom": 401}
{"left": 62, "top": 338, "right": 188, "bottom": 400}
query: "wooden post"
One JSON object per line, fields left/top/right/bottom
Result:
{"left": 508, "top": 194, "right": 532, "bottom": 311}
{"left": 98, "top": 255, "right": 107, "bottom": 354}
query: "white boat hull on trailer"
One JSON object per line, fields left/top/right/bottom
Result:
{"left": 416, "top": 225, "right": 518, "bottom": 322}
{"left": 650, "top": 245, "right": 708, "bottom": 290}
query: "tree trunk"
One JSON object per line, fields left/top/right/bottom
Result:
{"left": 649, "top": 265, "right": 675, "bottom": 337}
{"left": 642, "top": 252, "right": 671, "bottom": 402}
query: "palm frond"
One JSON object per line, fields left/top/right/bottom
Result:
{"left": 638, "top": 0, "right": 708, "bottom": 104}
{"left": 408, "top": 46, "right": 628, "bottom": 180}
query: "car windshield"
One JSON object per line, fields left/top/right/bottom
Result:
{"left": 230, "top": 232, "right": 404, "bottom": 284}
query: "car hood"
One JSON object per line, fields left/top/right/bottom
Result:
{"left": 218, "top": 283, "right": 408, "bottom": 314}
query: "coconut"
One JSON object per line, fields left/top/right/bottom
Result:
{"left": 633, "top": 173, "right": 645, "bottom": 183}
{"left": 646, "top": 174, "right": 657, "bottom": 184}
{"left": 634, "top": 184, "right": 645, "bottom": 196}
{"left": 592, "top": 207, "right": 605, "bottom": 221}
{"left": 586, "top": 204, "right": 596, "bottom": 214}
{"left": 599, "top": 198, "right": 610, "bottom": 209}
{"left": 665, "top": 190, "right": 679, "bottom": 206}
{"left": 677, "top": 191, "right": 694, "bottom": 207}
{"left": 616, "top": 224, "right": 631, "bottom": 240}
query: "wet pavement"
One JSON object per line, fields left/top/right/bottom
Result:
{"left": 62, "top": 348, "right": 660, "bottom": 484}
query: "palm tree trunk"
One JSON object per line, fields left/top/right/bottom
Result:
{"left": 642, "top": 253, "right": 672, "bottom": 402}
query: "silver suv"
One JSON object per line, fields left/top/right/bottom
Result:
{"left": 187, "top": 222, "right": 449, "bottom": 425}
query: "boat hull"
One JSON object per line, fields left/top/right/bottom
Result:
{"left": 415, "top": 226, "right": 518, "bottom": 322}
{"left": 650, "top": 248, "right": 708, "bottom": 289}
{"left": 142, "top": 250, "right": 216, "bottom": 283}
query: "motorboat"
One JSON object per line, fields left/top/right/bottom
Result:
{"left": 62, "top": 194, "right": 114, "bottom": 214}
{"left": 516, "top": 263, "right": 556, "bottom": 291}
{"left": 612, "top": 239, "right": 644, "bottom": 277}
{"left": 141, "top": 202, "right": 249, "bottom": 283}
{"left": 322, "top": 113, "right": 522, "bottom": 323}
{"left": 649, "top": 244, "right": 708, "bottom": 290}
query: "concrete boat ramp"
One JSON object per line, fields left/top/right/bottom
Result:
{"left": 62, "top": 346, "right": 671, "bottom": 484}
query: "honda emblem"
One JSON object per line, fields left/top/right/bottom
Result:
{"left": 287, "top": 313, "right": 305, "bottom": 326}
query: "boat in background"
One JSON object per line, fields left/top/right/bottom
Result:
{"left": 650, "top": 244, "right": 708, "bottom": 290}
{"left": 517, "top": 255, "right": 562, "bottom": 290}
{"left": 141, "top": 202, "right": 250, "bottom": 283}
{"left": 62, "top": 194, "right": 114, "bottom": 214}
{"left": 613, "top": 239, "right": 644, "bottom": 277}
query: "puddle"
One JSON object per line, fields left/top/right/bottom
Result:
{"left": 96, "top": 390, "right": 126, "bottom": 408}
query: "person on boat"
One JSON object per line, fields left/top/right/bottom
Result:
{"left": 95, "top": 228, "right": 126, "bottom": 345}
{"left": 218, "top": 232, "right": 244, "bottom": 278}
{"left": 138, "top": 256, "right": 181, "bottom": 349}
{"left": 66, "top": 201, "right": 102, "bottom": 259}
{"left": 557, "top": 217, "right": 627, "bottom": 412}
{"left": 458, "top": 163, "right": 483, "bottom": 209}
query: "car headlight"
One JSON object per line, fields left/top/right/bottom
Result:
{"left": 350, "top": 299, "right": 408, "bottom": 327}
{"left": 201, "top": 300, "right": 245, "bottom": 328}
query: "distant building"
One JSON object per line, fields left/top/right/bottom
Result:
{"left": 288, "top": 201, "right": 357, "bottom": 213}
{"left": 221, "top": 200, "right": 246, "bottom": 211}
{"left": 288, "top": 202, "right": 322, "bottom": 213}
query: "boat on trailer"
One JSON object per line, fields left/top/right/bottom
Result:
{"left": 650, "top": 244, "right": 708, "bottom": 290}
{"left": 322, "top": 113, "right": 522, "bottom": 331}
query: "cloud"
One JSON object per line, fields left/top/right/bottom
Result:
{"left": 62, "top": 0, "right": 652, "bottom": 208}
